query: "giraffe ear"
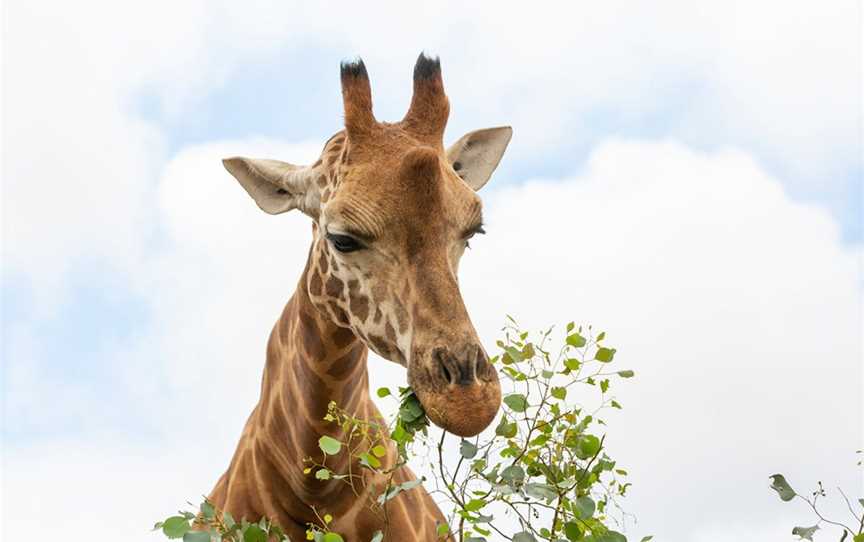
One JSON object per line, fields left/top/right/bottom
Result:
{"left": 446, "top": 126, "right": 512, "bottom": 191}
{"left": 222, "top": 157, "right": 320, "bottom": 217}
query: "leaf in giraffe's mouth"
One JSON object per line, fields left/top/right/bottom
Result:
{"left": 396, "top": 387, "right": 430, "bottom": 435}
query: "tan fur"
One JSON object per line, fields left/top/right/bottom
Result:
{"left": 212, "top": 54, "right": 512, "bottom": 540}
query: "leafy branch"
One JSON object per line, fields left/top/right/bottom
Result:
{"left": 155, "top": 319, "right": 648, "bottom": 542}
{"left": 769, "top": 465, "right": 864, "bottom": 542}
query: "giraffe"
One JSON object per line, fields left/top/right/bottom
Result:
{"left": 211, "top": 53, "right": 512, "bottom": 541}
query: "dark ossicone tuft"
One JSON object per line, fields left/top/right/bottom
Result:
{"left": 413, "top": 53, "right": 441, "bottom": 81}
{"left": 340, "top": 58, "right": 368, "bottom": 80}
{"left": 340, "top": 57, "right": 376, "bottom": 137}
{"left": 403, "top": 52, "right": 449, "bottom": 141}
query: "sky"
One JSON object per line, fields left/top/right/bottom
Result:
{"left": 2, "top": 1, "right": 862, "bottom": 541}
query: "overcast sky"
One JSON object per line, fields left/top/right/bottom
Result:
{"left": 2, "top": 2, "right": 862, "bottom": 541}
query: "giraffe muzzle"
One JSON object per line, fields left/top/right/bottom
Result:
{"left": 408, "top": 344, "right": 501, "bottom": 437}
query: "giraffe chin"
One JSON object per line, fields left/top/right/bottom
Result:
{"left": 412, "top": 381, "right": 502, "bottom": 438}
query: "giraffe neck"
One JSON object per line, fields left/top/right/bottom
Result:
{"left": 215, "top": 265, "right": 373, "bottom": 526}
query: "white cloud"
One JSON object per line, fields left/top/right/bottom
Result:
{"left": 6, "top": 137, "right": 859, "bottom": 541}
{"left": 4, "top": 1, "right": 859, "bottom": 314}
{"left": 3, "top": 440, "right": 218, "bottom": 541}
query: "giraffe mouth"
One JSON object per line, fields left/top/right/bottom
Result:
{"left": 407, "top": 353, "right": 501, "bottom": 437}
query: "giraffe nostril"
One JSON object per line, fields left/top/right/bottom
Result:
{"left": 439, "top": 362, "right": 453, "bottom": 385}
{"left": 431, "top": 346, "right": 487, "bottom": 387}
{"left": 433, "top": 347, "right": 456, "bottom": 385}
{"left": 475, "top": 347, "right": 493, "bottom": 379}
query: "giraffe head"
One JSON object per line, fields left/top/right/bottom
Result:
{"left": 223, "top": 54, "right": 511, "bottom": 437}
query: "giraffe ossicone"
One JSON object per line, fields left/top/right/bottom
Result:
{"left": 213, "top": 53, "right": 511, "bottom": 540}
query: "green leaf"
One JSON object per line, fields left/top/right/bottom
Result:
{"left": 551, "top": 386, "right": 567, "bottom": 400}
{"left": 564, "top": 521, "right": 582, "bottom": 541}
{"left": 376, "top": 387, "right": 391, "bottom": 398}
{"left": 319, "top": 435, "right": 341, "bottom": 456}
{"left": 323, "top": 533, "right": 345, "bottom": 542}
{"left": 371, "top": 444, "right": 387, "bottom": 458}
{"left": 162, "top": 516, "right": 191, "bottom": 539}
{"left": 377, "top": 486, "right": 402, "bottom": 504}
{"left": 600, "top": 379, "right": 610, "bottom": 393}
{"left": 495, "top": 416, "right": 517, "bottom": 438}
{"left": 640, "top": 537, "right": 654, "bottom": 542}
{"left": 359, "top": 452, "right": 381, "bottom": 469}
{"left": 524, "top": 482, "right": 557, "bottom": 501}
{"left": 617, "top": 370, "right": 635, "bottom": 378}
{"left": 566, "top": 333, "right": 587, "bottom": 347}
{"left": 504, "top": 394, "right": 528, "bottom": 413}
{"left": 316, "top": 468, "right": 331, "bottom": 480}
{"left": 513, "top": 532, "right": 538, "bottom": 542}
{"left": 576, "top": 435, "right": 602, "bottom": 459}
{"left": 460, "top": 439, "right": 478, "bottom": 459}
{"left": 391, "top": 422, "right": 407, "bottom": 443}
{"left": 464, "top": 498, "right": 486, "bottom": 512}
{"left": 791, "top": 525, "right": 819, "bottom": 541}
{"left": 501, "top": 465, "right": 525, "bottom": 483}
{"left": 574, "top": 495, "right": 596, "bottom": 519}
{"left": 853, "top": 534, "right": 864, "bottom": 542}
{"left": 399, "top": 397, "right": 425, "bottom": 422}
{"left": 503, "top": 346, "right": 523, "bottom": 364}
{"left": 769, "top": 474, "right": 796, "bottom": 502}
{"left": 564, "top": 358, "right": 581, "bottom": 371}
{"left": 595, "top": 532, "right": 627, "bottom": 542}
{"left": 223, "top": 511, "right": 235, "bottom": 528}
{"left": 200, "top": 501, "right": 215, "bottom": 520}
{"left": 399, "top": 478, "right": 424, "bottom": 491}
{"left": 183, "top": 533, "right": 210, "bottom": 542}
{"left": 595, "top": 347, "right": 616, "bottom": 362}
{"left": 244, "top": 525, "right": 267, "bottom": 542}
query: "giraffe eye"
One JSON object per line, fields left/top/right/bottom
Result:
{"left": 327, "top": 232, "right": 364, "bottom": 253}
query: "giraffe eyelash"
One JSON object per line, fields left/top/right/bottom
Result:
{"left": 463, "top": 224, "right": 486, "bottom": 239}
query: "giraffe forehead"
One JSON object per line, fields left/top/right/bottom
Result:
{"left": 326, "top": 166, "right": 482, "bottom": 239}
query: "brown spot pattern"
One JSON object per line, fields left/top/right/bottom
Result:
{"left": 384, "top": 320, "right": 397, "bottom": 342}
{"left": 332, "top": 326, "right": 355, "bottom": 349}
{"left": 325, "top": 276, "right": 344, "bottom": 298}
{"left": 318, "top": 250, "right": 329, "bottom": 274}
{"left": 309, "top": 272, "right": 323, "bottom": 296}
{"left": 326, "top": 343, "right": 364, "bottom": 380}
{"left": 350, "top": 294, "right": 370, "bottom": 323}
